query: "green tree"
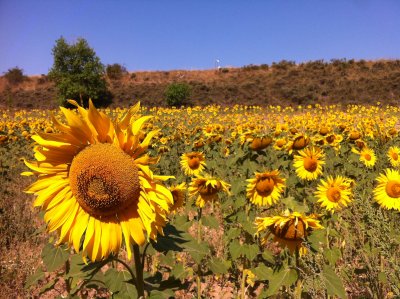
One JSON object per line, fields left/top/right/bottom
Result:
{"left": 48, "top": 37, "right": 111, "bottom": 107}
{"left": 164, "top": 83, "right": 191, "bottom": 106}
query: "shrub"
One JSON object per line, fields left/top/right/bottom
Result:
{"left": 164, "top": 83, "right": 191, "bottom": 106}
{"left": 4, "top": 67, "right": 25, "bottom": 85}
{"left": 106, "top": 63, "right": 127, "bottom": 80}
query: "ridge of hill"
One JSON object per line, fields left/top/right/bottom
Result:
{"left": 1, "top": 59, "right": 400, "bottom": 109}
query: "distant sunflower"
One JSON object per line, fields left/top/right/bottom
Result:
{"left": 189, "top": 175, "right": 230, "bottom": 208}
{"left": 373, "top": 168, "right": 400, "bottom": 211}
{"left": 180, "top": 152, "right": 206, "bottom": 176}
{"left": 23, "top": 100, "right": 174, "bottom": 262}
{"left": 273, "top": 138, "right": 287, "bottom": 151}
{"left": 315, "top": 176, "right": 353, "bottom": 212}
{"left": 169, "top": 182, "right": 186, "bottom": 213}
{"left": 246, "top": 170, "right": 286, "bottom": 207}
{"left": 352, "top": 147, "right": 376, "bottom": 168}
{"left": 387, "top": 146, "right": 400, "bottom": 167}
{"left": 293, "top": 147, "right": 325, "bottom": 181}
{"left": 255, "top": 210, "right": 323, "bottom": 256}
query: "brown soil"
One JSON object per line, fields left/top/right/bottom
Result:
{"left": 1, "top": 59, "right": 400, "bottom": 109}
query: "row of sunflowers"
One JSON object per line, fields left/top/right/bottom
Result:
{"left": 2, "top": 101, "right": 400, "bottom": 298}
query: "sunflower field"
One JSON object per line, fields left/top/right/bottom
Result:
{"left": 1, "top": 102, "right": 400, "bottom": 298}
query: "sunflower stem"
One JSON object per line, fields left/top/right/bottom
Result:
{"left": 141, "top": 242, "right": 151, "bottom": 271}
{"left": 294, "top": 250, "right": 302, "bottom": 299}
{"left": 240, "top": 267, "right": 246, "bottom": 299}
{"left": 197, "top": 208, "right": 203, "bottom": 299}
{"left": 197, "top": 208, "right": 202, "bottom": 243}
{"left": 133, "top": 244, "right": 145, "bottom": 298}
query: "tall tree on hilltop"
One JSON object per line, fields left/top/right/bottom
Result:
{"left": 48, "top": 37, "right": 111, "bottom": 107}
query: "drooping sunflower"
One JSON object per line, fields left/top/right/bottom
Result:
{"left": 293, "top": 147, "right": 325, "bottom": 181}
{"left": 246, "top": 170, "right": 286, "bottom": 207}
{"left": 189, "top": 174, "right": 230, "bottom": 208}
{"left": 315, "top": 176, "right": 353, "bottom": 212}
{"left": 287, "top": 133, "right": 310, "bottom": 154}
{"left": 352, "top": 147, "right": 376, "bottom": 168}
{"left": 169, "top": 182, "right": 186, "bottom": 213}
{"left": 255, "top": 210, "right": 323, "bottom": 256}
{"left": 180, "top": 152, "right": 206, "bottom": 176}
{"left": 373, "top": 168, "right": 400, "bottom": 211}
{"left": 23, "top": 100, "right": 174, "bottom": 262}
{"left": 387, "top": 146, "right": 400, "bottom": 167}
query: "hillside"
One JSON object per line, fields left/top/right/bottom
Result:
{"left": 1, "top": 59, "right": 400, "bottom": 109}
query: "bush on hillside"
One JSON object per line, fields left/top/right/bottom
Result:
{"left": 106, "top": 63, "right": 127, "bottom": 80}
{"left": 4, "top": 67, "right": 26, "bottom": 85}
{"left": 164, "top": 83, "right": 191, "bottom": 106}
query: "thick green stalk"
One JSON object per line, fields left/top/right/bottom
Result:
{"left": 197, "top": 208, "right": 203, "bottom": 299}
{"left": 133, "top": 244, "right": 145, "bottom": 298}
{"left": 240, "top": 268, "right": 246, "bottom": 299}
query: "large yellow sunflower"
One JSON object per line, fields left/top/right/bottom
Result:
{"left": 180, "top": 152, "right": 206, "bottom": 176}
{"left": 188, "top": 174, "right": 230, "bottom": 208}
{"left": 255, "top": 210, "right": 323, "bottom": 256}
{"left": 23, "top": 100, "right": 174, "bottom": 262}
{"left": 373, "top": 168, "right": 400, "bottom": 211}
{"left": 293, "top": 147, "right": 325, "bottom": 181}
{"left": 387, "top": 146, "right": 400, "bottom": 167}
{"left": 315, "top": 176, "right": 353, "bottom": 212}
{"left": 246, "top": 170, "right": 286, "bottom": 207}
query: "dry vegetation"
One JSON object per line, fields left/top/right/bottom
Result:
{"left": 1, "top": 59, "right": 400, "bottom": 109}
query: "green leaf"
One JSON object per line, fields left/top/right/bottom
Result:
{"left": 24, "top": 268, "right": 45, "bottom": 289}
{"left": 148, "top": 289, "right": 175, "bottom": 299}
{"left": 170, "top": 263, "right": 186, "bottom": 280}
{"left": 105, "top": 268, "right": 123, "bottom": 293}
{"left": 308, "top": 229, "right": 325, "bottom": 251}
{"left": 243, "top": 244, "right": 259, "bottom": 261}
{"left": 173, "top": 215, "right": 191, "bottom": 230}
{"left": 378, "top": 272, "right": 387, "bottom": 283}
{"left": 262, "top": 250, "right": 275, "bottom": 264}
{"left": 208, "top": 258, "right": 231, "bottom": 275}
{"left": 160, "top": 251, "right": 175, "bottom": 267}
{"left": 41, "top": 243, "right": 70, "bottom": 272}
{"left": 281, "top": 196, "right": 309, "bottom": 213}
{"left": 117, "top": 270, "right": 137, "bottom": 299}
{"left": 182, "top": 240, "right": 209, "bottom": 264}
{"left": 324, "top": 247, "right": 341, "bottom": 266}
{"left": 252, "top": 264, "right": 273, "bottom": 281}
{"left": 242, "top": 221, "right": 257, "bottom": 235}
{"left": 266, "top": 268, "right": 298, "bottom": 296}
{"left": 231, "top": 179, "right": 245, "bottom": 196}
{"left": 233, "top": 197, "right": 247, "bottom": 209}
{"left": 39, "top": 279, "right": 57, "bottom": 295}
{"left": 67, "top": 254, "right": 86, "bottom": 277}
{"left": 202, "top": 215, "right": 219, "bottom": 229}
{"left": 322, "top": 265, "right": 347, "bottom": 299}
{"left": 229, "top": 240, "right": 242, "bottom": 260}
{"left": 224, "top": 227, "right": 241, "bottom": 242}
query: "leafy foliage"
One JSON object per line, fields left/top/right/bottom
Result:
{"left": 48, "top": 37, "right": 111, "bottom": 107}
{"left": 164, "top": 83, "right": 191, "bottom": 106}
{"left": 106, "top": 63, "right": 127, "bottom": 80}
{"left": 3, "top": 67, "right": 26, "bottom": 85}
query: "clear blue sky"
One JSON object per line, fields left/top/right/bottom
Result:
{"left": 1, "top": 1, "right": 400, "bottom": 75}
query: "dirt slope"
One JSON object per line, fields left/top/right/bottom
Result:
{"left": 1, "top": 59, "right": 400, "bottom": 109}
